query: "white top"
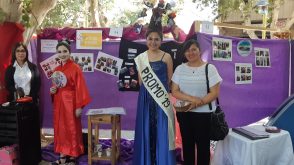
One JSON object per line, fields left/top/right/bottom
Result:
{"left": 172, "top": 63, "right": 222, "bottom": 113}
{"left": 13, "top": 61, "right": 32, "bottom": 96}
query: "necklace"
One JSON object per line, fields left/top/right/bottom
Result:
{"left": 191, "top": 67, "right": 197, "bottom": 74}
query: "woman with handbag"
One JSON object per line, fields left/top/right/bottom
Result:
{"left": 171, "top": 39, "right": 222, "bottom": 165}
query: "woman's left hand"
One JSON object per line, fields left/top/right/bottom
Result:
{"left": 75, "top": 108, "right": 82, "bottom": 118}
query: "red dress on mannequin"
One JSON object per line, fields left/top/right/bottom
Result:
{"left": 52, "top": 60, "right": 91, "bottom": 157}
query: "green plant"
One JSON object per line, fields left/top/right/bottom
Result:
{"left": 0, "top": 8, "right": 6, "bottom": 23}
{"left": 21, "top": 0, "right": 32, "bottom": 27}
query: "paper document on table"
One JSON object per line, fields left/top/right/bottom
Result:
{"left": 86, "top": 107, "right": 126, "bottom": 115}
{"left": 232, "top": 126, "right": 270, "bottom": 140}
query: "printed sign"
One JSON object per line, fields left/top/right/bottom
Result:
{"left": 41, "top": 39, "right": 58, "bottom": 53}
{"left": 76, "top": 30, "right": 102, "bottom": 50}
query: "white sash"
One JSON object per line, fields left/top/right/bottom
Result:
{"left": 135, "top": 52, "right": 175, "bottom": 150}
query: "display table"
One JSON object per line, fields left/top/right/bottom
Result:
{"left": 212, "top": 125, "right": 294, "bottom": 165}
{"left": 87, "top": 114, "right": 121, "bottom": 165}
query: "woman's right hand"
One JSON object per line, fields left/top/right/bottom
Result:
{"left": 190, "top": 96, "right": 204, "bottom": 108}
{"left": 50, "top": 86, "right": 57, "bottom": 94}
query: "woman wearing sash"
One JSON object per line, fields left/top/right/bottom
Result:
{"left": 133, "top": 10, "right": 176, "bottom": 165}
{"left": 171, "top": 39, "right": 222, "bottom": 165}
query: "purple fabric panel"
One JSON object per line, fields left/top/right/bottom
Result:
{"left": 197, "top": 33, "right": 290, "bottom": 127}
{"left": 38, "top": 41, "right": 138, "bottom": 130}
{"left": 37, "top": 28, "right": 291, "bottom": 129}
{"left": 38, "top": 26, "right": 186, "bottom": 42}
{"left": 29, "top": 38, "right": 38, "bottom": 63}
{"left": 185, "top": 22, "right": 196, "bottom": 41}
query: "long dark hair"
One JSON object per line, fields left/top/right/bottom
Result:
{"left": 181, "top": 39, "right": 201, "bottom": 63}
{"left": 56, "top": 39, "right": 71, "bottom": 52}
{"left": 11, "top": 42, "right": 29, "bottom": 64}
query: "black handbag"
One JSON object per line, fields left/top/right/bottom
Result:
{"left": 205, "top": 63, "right": 229, "bottom": 141}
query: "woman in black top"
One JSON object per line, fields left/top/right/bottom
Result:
{"left": 5, "top": 42, "right": 41, "bottom": 103}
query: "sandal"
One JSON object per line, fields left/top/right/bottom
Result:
{"left": 66, "top": 156, "right": 76, "bottom": 163}
{"left": 51, "top": 156, "right": 66, "bottom": 165}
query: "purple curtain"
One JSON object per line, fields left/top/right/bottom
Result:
{"left": 197, "top": 33, "right": 290, "bottom": 127}
{"left": 35, "top": 29, "right": 291, "bottom": 130}
{"left": 37, "top": 40, "right": 138, "bottom": 130}
{"left": 38, "top": 26, "right": 186, "bottom": 42}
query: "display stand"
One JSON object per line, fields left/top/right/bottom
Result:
{"left": 87, "top": 114, "right": 121, "bottom": 165}
{"left": 0, "top": 102, "right": 41, "bottom": 165}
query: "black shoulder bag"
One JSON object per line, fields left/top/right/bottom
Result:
{"left": 205, "top": 63, "right": 229, "bottom": 141}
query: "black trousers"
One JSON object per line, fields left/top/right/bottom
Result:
{"left": 177, "top": 112, "right": 211, "bottom": 165}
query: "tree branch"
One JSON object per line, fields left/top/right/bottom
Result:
{"left": 239, "top": 2, "right": 258, "bottom": 39}
{"left": 270, "top": 0, "right": 281, "bottom": 38}
{"left": 23, "top": 0, "right": 57, "bottom": 44}
{"left": 285, "top": 10, "right": 294, "bottom": 30}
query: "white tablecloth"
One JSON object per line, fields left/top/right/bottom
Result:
{"left": 212, "top": 125, "right": 294, "bottom": 165}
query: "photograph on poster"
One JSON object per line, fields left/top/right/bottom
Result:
{"left": 117, "top": 61, "right": 138, "bottom": 89}
{"left": 237, "top": 40, "right": 253, "bottom": 57}
{"left": 71, "top": 53, "right": 94, "bottom": 72}
{"left": 119, "top": 77, "right": 138, "bottom": 89}
{"left": 255, "top": 48, "right": 271, "bottom": 67}
{"left": 118, "top": 47, "right": 140, "bottom": 90}
{"left": 76, "top": 30, "right": 102, "bottom": 50}
{"left": 95, "top": 51, "right": 123, "bottom": 77}
{"left": 212, "top": 37, "right": 232, "bottom": 61}
{"left": 40, "top": 54, "right": 61, "bottom": 79}
{"left": 235, "top": 63, "right": 252, "bottom": 84}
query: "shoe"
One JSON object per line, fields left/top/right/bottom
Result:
{"left": 66, "top": 156, "right": 76, "bottom": 164}
{"left": 51, "top": 156, "right": 66, "bottom": 165}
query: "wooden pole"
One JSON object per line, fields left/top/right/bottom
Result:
{"left": 194, "top": 20, "right": 278, "bottom": 34}
{"left": 262, "top": 14, "right": 267, "bottom": 39}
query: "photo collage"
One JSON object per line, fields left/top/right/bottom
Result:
{"left": 40, "top": 54, "right": 62, "bottom": 79}
{"left": 235, "top": 63, "right": 252, "bottom": 84}
{"left": 212, "top": 37, "right": 232, "bottom": 61}
{"left": 71, "top": 53, "right": 94, "bottom": 72}
{"left": 117, "top": 48, "right": 139, "bottom": 90}
{"left": 118, "top": 38, "right": 148, "bottom": 91}
{"left": 211, "top": 37, "right": 272, "bottom": 85}
{"left": 94, "top": 51, "right": 123, "bottom": 77}
{"left": 254, "top": 48, "right": 271, "bottom": 67}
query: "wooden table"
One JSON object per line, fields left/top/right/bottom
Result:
{"left": 88, "top": 114, "right": 121, "bottom": 165}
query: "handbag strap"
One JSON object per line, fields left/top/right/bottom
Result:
{"left": 205, "top": 63, "right": 219, "bottom": 111}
